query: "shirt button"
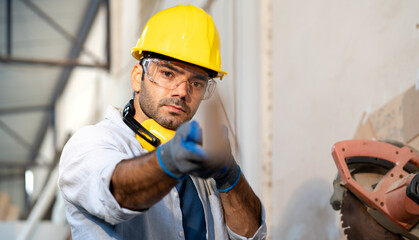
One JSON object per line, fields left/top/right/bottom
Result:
{"left": 174, "top": 191, "right": 179, "bottom": 198}
{"left": 179, "top": 231, "right": 184, "bottom": 237}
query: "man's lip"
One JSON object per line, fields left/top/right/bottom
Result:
{"left": 164, "top": 104, "right": 186, "bottom": 113}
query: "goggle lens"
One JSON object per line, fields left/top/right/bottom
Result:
{"left": 142, "top": 58, "right": 216, "bottom": 100}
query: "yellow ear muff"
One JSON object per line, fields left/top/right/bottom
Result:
{"left": 136, "top": 119, "right": 175, "bottom": 151}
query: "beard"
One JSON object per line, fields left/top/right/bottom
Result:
{"left": 138, "top": 82, "right": 194, "bottom": 130}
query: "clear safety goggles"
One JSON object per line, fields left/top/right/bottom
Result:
{"left": 141, "top": 58, "right": 216, "bottom": 100}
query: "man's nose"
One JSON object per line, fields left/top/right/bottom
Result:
{"left": 170, "top": 81, "right": 189, "bottom": 98}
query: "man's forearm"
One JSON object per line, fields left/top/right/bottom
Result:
{"left": 220, "top": 174, "right": 262, "bottom": 237}
{"left": 110, "top": 151, "right": 178, "bottom": 210}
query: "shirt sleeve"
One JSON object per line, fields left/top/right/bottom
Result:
{"left": 226, "top": 203, "right": 268, "bottom": 240}
{"left": 58, "top": 125, "right": 144, "bottom": 225}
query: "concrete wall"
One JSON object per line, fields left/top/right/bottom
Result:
{"left": 51, "top": 0, "right": 419, "bottom": 239}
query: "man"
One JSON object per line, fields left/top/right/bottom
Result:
{"left": 58, "top": 4, "right": 266, "bottom": 239}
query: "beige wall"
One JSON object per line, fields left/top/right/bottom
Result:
{"left": 272, "top": 0, "right": 419, "bottom": 239}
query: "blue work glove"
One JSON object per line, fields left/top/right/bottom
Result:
{"left": 157, "top": 120, "right": 224, "bottom": 180}
{"left": 210, "top": 127, "right": 241, "bottom": 193}
{"left": 157, "top": 121, "right": 241, "bottom": 192}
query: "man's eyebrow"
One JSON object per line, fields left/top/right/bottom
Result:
{"left": 160, "top": 62, "right": 209, "bottom": 80}
{"left": 190, "top": 74, "right": 208, "bottom": 81}
{"left": 160, "top": 63, "right": 185, "bottom": 74}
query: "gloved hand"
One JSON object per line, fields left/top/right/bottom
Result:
{"left": 157, "top": 120, "right": 241, "bottom": 192}
{"left": 210, "top": 126, "right": 241, "bottom": 193}
{"left": 157, "top": 120, "right": 224, "bottom": 180}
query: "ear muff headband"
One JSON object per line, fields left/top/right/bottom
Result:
{"left": 123, "top": 99, "right": 161, "bottom": 147}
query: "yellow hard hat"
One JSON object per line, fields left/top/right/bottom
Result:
{"left": 131, "top": 4, "right": 227, "bottom": 79}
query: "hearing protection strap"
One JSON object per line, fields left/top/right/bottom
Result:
{"left": 123, "top": 99, "right": 161, "bottom": 147}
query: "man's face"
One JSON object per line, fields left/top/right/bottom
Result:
{"left": 131, "top": 59, "right": 209, "bottom": 130}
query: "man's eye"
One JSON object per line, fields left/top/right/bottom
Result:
{"left": 190, "top": 80, "right": 206, "bottom": 89}
{"left": 161, "top": 71, "right": 174, "bottom": 78}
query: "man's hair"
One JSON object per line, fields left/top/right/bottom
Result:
{"left": 141, "top": 51, "right": 217, "bottom": 78}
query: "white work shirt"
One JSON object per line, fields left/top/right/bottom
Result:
{"left": 58, "top": 106, "right": 267, "bottom": 240}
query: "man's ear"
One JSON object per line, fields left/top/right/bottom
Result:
{"left": 131, "top": 63, "right": 142, "bottom": 92}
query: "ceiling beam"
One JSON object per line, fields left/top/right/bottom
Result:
{"left": 0, "top": 171, "right": 25, "bottom": 181}
{"left": 6, "top": 0, "right": 12, "bottom": 56}
{"left": 0, "top": 104, "right": 51, "bottom": 115}
{"left": 0, "top": 161, "right": 50, "bottom": 169}
{"left": 0, "top": 56, "right": 108, "bottom": 69}
{"left": 105, "top": 0, "right": 111, "bottom": 71}
{"left": 0, "top": 120, "right": 33, "bottom": 152}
